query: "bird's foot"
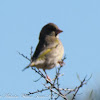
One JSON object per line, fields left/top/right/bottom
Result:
{"left": 46, "top": 75, "right": 51, "bottom": 82}
{"left": 58, "top": 61, "right": 65, "bottom": 66}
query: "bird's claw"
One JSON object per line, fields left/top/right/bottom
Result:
{"left": 58, "top": 61, "right": 65, "bottom": 66}
{"left": 46, "top": 75, "right": 51, "bottom": 82}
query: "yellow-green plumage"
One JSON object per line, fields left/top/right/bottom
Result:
{"left": 23, "top": 23, "right": 64, "bottom": 72}
{"left": 37, "top": 49, "right": 52, "bottom": 60}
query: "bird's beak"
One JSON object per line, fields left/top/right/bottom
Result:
{"left": 56, "top": 29, "right": 63, "bottom": 34}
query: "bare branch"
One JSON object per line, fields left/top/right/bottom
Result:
{"left": 19, "top": 47, "right": 91, "bottom": 100}
{"left": 26, "top": 88, "right": 49, "bottom": 95}
{"left": 44, "top": 84, "right": 68, "bottom": 100}
{"left": 71, "top": 76, "right": 89, "bottom": 100}
{"left": 18, "top": 51, "right": 30, "bottom": 61}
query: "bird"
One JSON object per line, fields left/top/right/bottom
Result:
{"left": 23, "top": 23, "right": 64, "bottom": 79}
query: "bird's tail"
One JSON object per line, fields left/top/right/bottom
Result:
{"left": 22, "top": 64, "right": 30, "bottom": 71}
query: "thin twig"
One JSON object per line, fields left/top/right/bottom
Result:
{"left": 33, "top": 76, "right": 42, "bottom": 82}
{"left": 18, "top": 51, "right": 30, "bottom": 61}
{"left": 44, "top": 84, "right": 68, "bottom": 100}
{"left": 65, "top": 87, "right": 77, "bottom": 95}
{"left": 56, "top": 68, "right": 60, "bottom": 91}
{"left": 50, "top": 86, "right": 53, "bottom": 100}
{"left": 26, "top": 88, "right": 49, "bottom": 95}
{"left": 71, "top": 76, "right": 87, "bottom": 100}
{"left": 31, "top": 67, "right": 46, "bottom": 79}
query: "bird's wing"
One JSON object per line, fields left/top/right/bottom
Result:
{"left": 31, "top": 39, "right": 59, "bottom": 61}
{"left": 31, "top": 40, "right": 45, "bottom": 60}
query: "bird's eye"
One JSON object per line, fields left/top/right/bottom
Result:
{"left": 47, "top": 26, "right": 56, "bottom": 31}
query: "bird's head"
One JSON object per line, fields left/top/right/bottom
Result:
{"left": 39, "top": 23, "right": 63, "bottom": 40}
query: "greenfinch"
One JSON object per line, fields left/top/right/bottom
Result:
{"left": 23, "top": 23, "right": 64, "bottom": 76}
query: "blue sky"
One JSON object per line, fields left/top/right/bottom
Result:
{"left": 0, "top": 0, "right": 100, "bottom": 100}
